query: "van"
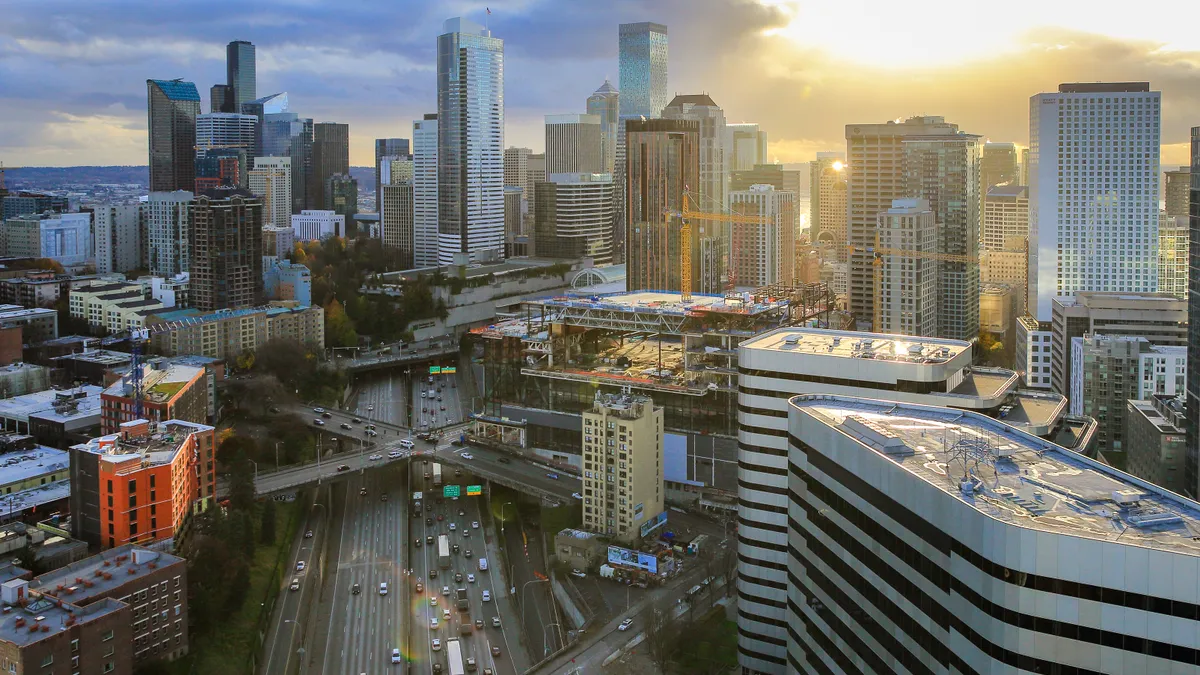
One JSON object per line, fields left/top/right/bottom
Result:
{"left": 398, "top": 439, "right": 415, "bottom": 449}
{"left": 478, "top": 557, "right": 488, "bottom": 571}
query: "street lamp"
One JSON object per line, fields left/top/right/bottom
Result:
{"left": 284, "top": 619, "right": 304, "bottom": 675}
{"left": 249, "top": 460, "right": 258, "bottom": 486}
{"left": 520, "top": 578, "right": 549, "bottom": 640}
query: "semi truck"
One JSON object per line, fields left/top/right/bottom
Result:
{"left": 446, "top": 638, "right": 466, "bottom": 675}
{"left": 432, "top": 463, "right": 442, "bottom": 487}
{"left": 438, "top": 535, "right": 451, "bottom": 569}
{"left": 456, "top": 587, "right": 469, "bottom": 612}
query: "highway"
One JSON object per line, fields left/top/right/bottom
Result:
{"left": 261, "top": 495, "right": 329, "bottom": 675}
{"left": 353, "top": 371, "right": 411, "bottom": 427}
{"left": 433, "top": 444, "right": 581, "bottom": 504}
{"left": 412, "top": 367, "right": 467, "bottom": 432}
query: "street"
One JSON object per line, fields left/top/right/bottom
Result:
{"left": 260, "top": 492, "right": 329, "bottom": 675}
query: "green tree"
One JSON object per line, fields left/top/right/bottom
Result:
{"left": 260, "top": 498, "right": 277, "bottom": 545}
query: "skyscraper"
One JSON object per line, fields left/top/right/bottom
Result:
{"left": 1028, "top": 82, "right": 1161, "bottom": 321}
{"left": 261, "top": 109, "right": 313, "bottom": 214}
{"left": 147, "top": 79, "right": 201, "bottom": 193}
{"left": 544, "top": 115, "right": 603, "bottom": 175}
{"left": 727, "top": 123, "right": 768, "bottom": 171}
{"left": 226, "top": 40, "right": 257, "bottom": 113}
{"left": 189, "top": 191, "right": 263, "bottom": 311}
{"left": 375, "top": 138, "right": 411, "bottom": 207}
{"left": 147, "top": 191, "right": 193, "bottom": 277}
{"left": 617, "top": 23, "right": 668, "bottom": 119}
{"left": 381, "top": 182, "right": 415, "bottom": 267}
{"left": 196, "top": 113, "right": 256, "bottom": 150}
{"left": 728, "top": 184, "right": 794, "bottom": 287}
{"left": 312, "top": 122, "right": 350, "bottom": 210}
{"left": 437, "top": 17, "right": 504, "bottom": 264}
{"left": 812, "top": 155, "right": 847, "bottom": 258}
{"left": 980, "top": 141, "right": 1021, "bottom": 191}
{"left": 248, "top": 156, "right": 292, "bottom": 228}
{"left": 876, "top": 198, "right": 938, "bottom": 336}
{"left": 1166, "top": 167, "right": 1191, "bottom": 218}
{"left": 1186, "top": 125, "right": 1200, "bottom": 499}
{"left": 581, "top": 392, "right": 664, "bottom": 545}
{"left": 982, "top": 185, "right": 1031, "bottom": 317}
{"left": 412, "top": 115, "right": 439, "bottom": 268}
{"left": 586, "top": 79, "right": 619, "bottom": 174}
{"left": 94, "top": 204, "right": 146, "bottom": 275}
{"left": 662, "top": 94, "right": 727, "bottom": 211}
{"left": 210, "top": 84, "right": 233, "bottom": 114}
{"left": 534, "top": 173, "right": 614, "bottom": 265}
{"left": 903, "top": 129, "right": 982, "bottom": 341}
{"left": 325, "top": 174, "right": 358, "bottom": 228}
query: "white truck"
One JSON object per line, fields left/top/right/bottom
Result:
{"left": 446, "top": 637, "right": 466, "bottom": 675}
{"left": 438, "top": 535, "right": 451, "bottom": 569}
{"left": 478, "top": 557, "right": 488, "bottom": 572}
{"left": 432, "top": 463, "right": 443, "bottom": 487}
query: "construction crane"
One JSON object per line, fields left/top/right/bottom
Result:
{"left": 850, "top": 233, "right": 979, "bottom": 332}
{"left": 665, "top": 191, "right": 768, "bottom": 302}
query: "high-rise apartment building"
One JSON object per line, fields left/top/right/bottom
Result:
{"left": 312, "top": 122, "right": 349, "bottom": 210}
{"left": 1029, "top": 82, "right": 1161, "bottom": 320}
{"left": 1070, "top": 334, "right": 1186, "bottom": 463}
{"left": 375, "top": 138, "right": 410, "bottom": 206}
{"left": 981, "top": 185, "right": 1030, "bottom": 316}
{"left": 413, "top": 115, "right": 439, "bottom": 267}
{"left": 188, "top": 192, "right": 263, "bottom": 311}
{"left": 586, "top": 79, "right": 619, "bottom": 174}
{"left": 813, "top": 157, "right": 847, "bottom": 258}
{"left": 580, "top": 392, "right": 663, "bottom": 545}
{"left": 437, "top": 17, "right": 504, "bottom": 264}
{"left": 1188, "top": 126, "right": 1200, "bottom": 499}
{"left": 875, "top": 198, "right": 937, "bottom": 336}
{"left": 146, "top": 79, "right": 201, "bottom": 193}
{"left": 1165, "top": 167, "right": 1191, "bottom": 218}
{"left": 728, "top": 184, "right": 794, "bottom": 287}
{"left": 381, "top": 182, "right": 415, "bottom": 266}
{"left": 248, "top": 156, "right": 292, "bottom": 228}
{"left": 727, "top": 123, "right": 768, "bottom": 171}
{"left": 94, "top": 204, "right": 146, "bottom": 275}
{"left": 662, "top": 94, "right": 727, "bottom": 212}
{"left": 533, "top": 173, "right": 614, "bottom": 265}
{"left": 146, "top": 191, "right": 192, "bottom": 277}
{"left": 226, "top": 40, "right": 256, "bottom": 113}
{"left": 1160, "top": 214, "right": 1189, "bottom": 299}
{"left": 980, "top": 141, "right": 1021, "bottom": 191}
{"left": 291, "top": 209, "right": 344, "bottom": 241}
{"left": 545, "top": 115, "right": 603, "bottom": 175}
{"left": 903, "top": 129, "right": 982, "bottom": 341}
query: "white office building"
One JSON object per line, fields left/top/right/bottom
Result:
{"left": 736, "top": 326, "right": 1086, "bottom": 673}
{"left": 146, "top": 191, "right": 192, "bottom": 277}
{"left": 3, "top": 212, "right": 92, "bottom": 268}
{"left": 876, "top": 198, "right": 937, "bottom": 337}
{"left": 248, "top": 156, "right": 292, "bottom": 229}
{"left": 437, "top": 18, "right": 504, "bottom": 264}
{"left": 727, "top": 184, "right": 794, "bottom": 288}
{"left": 290, "top": 210, "right": 344, "bottom": 242}
{"left": 727, "top": 123, "right": 768, "bottom": 171}
{"left": 413, "top": 115, "right": 439, "bottom": 268}
{"left": 93, "top": 204, "right": 146, "bottom": 274}
{"left": 1028, "top": 82, "right": 1161, "bottom": 320}
{"left": 195, "top": 112, "right": 256, "bottom": 150}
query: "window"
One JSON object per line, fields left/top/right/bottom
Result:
{"left": 103, "top": 663, "right": 115, "bottom": 674}
{"left": 103, "top": 629, "right": 114, "bottom": 642}
{"left": 40, "top": 655, "right": 52, "bottom": 667}
{"left": 71, "top": 638, "right": 79, "bottom": 653}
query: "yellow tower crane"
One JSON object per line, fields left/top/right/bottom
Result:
{"left": 850, "top": 233, "right": 979, "bottom": 332}
{"left": 667, "top": 192, "right": 768, "bottom": 301}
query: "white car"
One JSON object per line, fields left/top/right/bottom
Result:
{"left": 442, "top": 608, "right": 451, "bottom": 619}
{"left": 442, "top": 586, "right": 450, "bottom": 596}
{"left": 295, "top": 561, "right": 306, "bottom": 572}
{"left": 482, "top": 590, "right": 491, "bottom": 602}
{"left": 471, "top": 521, "right": 479, "bottom": 529}
{"left": 618, "top": 618, "right": 633, "bottom": 631}
{"left": 460, "top": 453, "right": 474, "bottom": 460}
{"left": 432, "top": 638, "right": 442, "bottom": 651}
{"left": 491, "top": 616, "right": 501, "bottom": 627}
{"left": 467, "top": 574, "right": 475, "bottom": 583}
{"left": 429, "top": 596, "right": 437, "bottom": 606}
{"left": 368, "top": 405, "right": 375, "bottom": 411}
{"left": 379, "top": 582, "right": 388, "bottom": 595}
{"left": 430, "top": 618, "right": 439, "bottom": 629}
{"left": 313, "top": 407, "right": 325, "bottom": 414}
{"left": 388, "top": 451, "right": 402, "bottom": 459}
{"left": 449, "top": 523, "right": 456, "bottom": 531}
{"left": 369, "top": 454, "right": 383, "bottom": 461}
{"left": 391, "top": 648, "right": 401, "bottom": 664}
{"left": 571, "top": 492, "right": 583, "bottom": 500}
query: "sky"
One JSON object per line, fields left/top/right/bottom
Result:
{"left": 1, "top": 0, "right": 1199, "bottom": 168}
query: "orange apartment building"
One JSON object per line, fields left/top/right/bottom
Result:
{"left": 100, "top": 362, "right": 207, "bottom": 434}
{"left": 69, "top": 420, "right": 215, "bottom": 550}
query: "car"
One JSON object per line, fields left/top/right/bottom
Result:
{"left": 430, "top": 596, "right": 437, "bottom": 606}
{"left": 431, "top": 620, "right": 439, "bottom": 632}
{"left": 432, "top": 638, "right": 442, "bottom": 650}
{"left": 289, "top": 578, "right": 300, "bottom": 591}
{"left": 452, "top": 544, "right": 460, "bottom": 554}
{"left": 438, "top": 396, "right": 443, "bottom": 402}
{"left": 462, "top": 529, "right": 470, "bottom": 538}
{"left": 491, "top": 646, "right": 501, "bottom": 657}
{"left": 467, "top": 573, "right": 475, "bottom": 583}
{"left": 360, "top": 487, "right": 368, "bottom": 496}
{"left": 313, "top": 407, "right": 325, "bottom": 414}
{"left": 440, "top": 405, "right": 446, "bottom": 411}
{"left": 352, "top": 583, "right": 360, "bottom": 595}
{"left": 304, "top": 530, "right": 313, "bottom": 538}
{"left": 416, "top": 582, "right": 423, "bottom": 593}
{"left": 454, "top": 573, "right": 463, "bottom": 583}
{"left": 337, "top": 464, "right": 350, "bottom": 472}
{"left": 449, "top": 523, "right": 456, "bottom": 531}
{"left": 458, "top": 509, "right": 466, "bottom": 516}
{"left": 491, "top": 616, "right": 500, "bottom": 628}
{"left": 571, "top": 492, "right": 583, "bottom": 500}
{"left": 322, "top": 412, "right": 332, "bottom": 418}
{"left": 422, "top": 407, "right": 427, "bottom": 413}
{"left": 475, "top": 618, "right": 484, "bottom": 629}
{"left": 313, "top": 419, "right": 325, "bottom": 427}
{"left": 464, "top": 549, "right": 472, "bottom": 558}
{"left": 434, "top": 665, "right": 445, "bottom": 674}
{"left": 442, "top": 608, "right": 451, "bottom": 619}
{"left": 391, "top": 648, "right": 401, "bottom": 664}
{"left": 437, "top": 514, "right": 445, "bottom": 522}
{"left": 427, "top": 536, "right": 434, "bottom": 545}
{"left": 367, "top": 430, "right": 378, "bottom": 437}
{"left": 369, "top": 454, "right": 383, "bottom": 461}
{"left": 340, "top": 423, "right": 352, "bottom": 430}
{"left": 426, "top": 517, "right": 434, "bottom": 526}
{"left": 415, "top": 538, "right": 422, "bottom": 548}
{"left": 437, "top": 386, "right": 442, "bottom": 393}
{"left": 618, "top": 618, "right": 634, "bottom": 631}
{"left": 482, "top": 590, "right": 491, "bottom": 602}
{"left": 388, "top": 451, "right": 402, "bottom": 459}
{"left": 379, "top": 582, "right": 388, "bottom": 595}
{"left": 471, "top": 521, "right": 479, "bottom": 529}
{"left": 442, "top": 586, "right": 450, "bottom": 596}
{"left": 546, "top": 472, "right": 560, "bottom": 480}
{"left": 398, "top": 439, "right": 415, "bottom": 449}
{"left": 367, "top": 405, "right": 374, "bottom": 411}
{"left": 497, "top": 456, "right": 511, "bottom": 464}
{"left": 295, "top": 561, "right": 306, "bottom": 572}
{"left": 454, "top": 468, "right": 463, "bottom": 478}
{"left": 352, "top": 418, "right": 362, "bottom": 424}
{"left": 570, "top": 570, "right": 586, "bottom": 579}
{"left": 429, "top": 569, "right": 438, "bottom": 579}
{"left": 460, "top": 453, "right": 473, "bottom": 460}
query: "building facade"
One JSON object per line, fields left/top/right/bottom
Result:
{"left": 586, "top": 79, "right": 619, "bottom": 174}
{"left": 1126, "top": 394, "right": 1187, "bottom": 495}
{"left": 1165, "top": 167, "right": 1191, "bottom": 218}
{"left": 374, "top": 138, "right": 410, "bottom": 207}
{"left": 290, "top": 209, "right": 344, "bottom": 242}
{"left": 875, "top": 198, "right": 937, "bottom": 336}
{"left": 662, "top": 94, "right": 727, "bottom": 212}
{"left": 617, "top": 22, "right": 668, "bottom": 120}
{"left": 1029, "top": 82, "right": 1161, "bottom": 320}
{"left": 311, "top": 122, "right": 349, "bottom": 210}
{"left": 146, "top": 79, "right": 200, "bottom": 193}
{"left": 413, "top": 115, "right": 439, "bottom": 268}
{"left": 533, "top": 173, "right": 614, "bottom": 265}
{"left": 727, "top": 123, "right": 767, "bottom": 172}
{"left": 100, "top": 362, "right": 208, "bottom": 434}
{"left": 147, "top": 304, "right": 324, "bottom": 360}
{"left": 728, "top": 184, "right": 794, "bottom": 288}
{"left": 380, "top": 182, "right": 414, "bottom": 266}
{"left": 813, "top": 158, "right": 846, "bottom": 258}
{"left": 545, "top": 114, "right": 603, "bottom": 175}
{"left": 226, "top": 40, "right": 256, "bottom": 113}
{"left": 1159, "top": 214, "right": 1189, "bottom": 299}
{"left": 1188, "top": 125, "right": 1200, "bottom": 500}
{"left": 195, "top": 113, "right": 256, "bottom": 152}
{"left": 580, "top": 392, "right": 663, "bottom": 545}
{"left": 188, "top": 193, "right": 262, "bottom": 312}
{"left": 980, "top": 140, "right": 1021, "bottom": 192}
{"left": 94, "top": 205, "right": 146, "bottom": 275}
{"left": 3, "top": 212, "right": 92, "bottom": 267}
{"left": 248, "top": 156, "right": 292, "bottom": 228}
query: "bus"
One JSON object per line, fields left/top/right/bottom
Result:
{"left": 446, "top": 638, "right": 466, "bottom": 675}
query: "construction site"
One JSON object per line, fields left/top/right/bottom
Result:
{"left": 470, "top": 283, "right": 838, "bottom": 441}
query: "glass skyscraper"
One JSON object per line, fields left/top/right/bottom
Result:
{"left": 436, "top": 17, "right": 504, "bottom": 264}
{"left": 226, "top": 41, "right": 257, "bottom": 114}
{"left": 618, "top": 22, "right": 668, "bottom": 119}
{"left": 586, "top": 79, "right": 619, "bottom": 174}
{"left": 146, "top": 79, "right": 201, "bottom": 192}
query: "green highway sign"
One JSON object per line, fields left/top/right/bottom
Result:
{"left": 442, "top": 366, "right": 457, "bottom": 374}
{"left": 466, "top": 485, "right": 482, "bottom": 496}
{"left": 430, "top": 366, "right": 442, "bottom": 374}
{"left": 443, "top": 485, "right": 460, "bottom": 498}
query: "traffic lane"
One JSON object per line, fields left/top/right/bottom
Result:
{"left": 465, "top": 496, "right": 518, "bottom": 675}
{"left": 261, "top": 501, "right": 323, "bottom": 675}
{"left": 254, "top": 439, "right": 424, "bottom": 494}
{"left": 291, "top": 403, "right": 410, "bottom": 435}
{"left": 439, "top": 445, "right": 581, "bottom": 500}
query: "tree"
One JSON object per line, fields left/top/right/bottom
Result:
{"left": 324, "top": 299, "right": 358, "bottom": 348}
{"left": 226, "top": 457, "right": 257, "bottom": 513}
{"left": 260, "top": 498, "right": 277, "bottom": 545}
{"left": 234, "top": 349, "right": 256, "bottom": 372}
{"left": 642, "top": 599, "right": 679, "bottom": 674}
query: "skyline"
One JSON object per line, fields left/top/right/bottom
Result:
{"left": 1, "top": 1, "right": 1199, "bottom": 168}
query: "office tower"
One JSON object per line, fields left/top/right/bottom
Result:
{"left": 730, "top": 164, "right": 783, "bottom": 192}
{"left": 1050, "top": 291, "right": 1187, "bottom": 395}
{"left": 1029, "top": 83, "right": 1161, "bottom": 321}
{"left": 248, "top": 156, "right": 292, "bottom": 228}
{"left": 980, "top": 141, "right": 1021, "bottom": 190}
{"left": 3, "top": 212, "right": 92, "bottom": 267}
{"left": 312, "top": 122, "right": 350, "bottom": 210}
{"left": 504, "top": 186, "right": 524, "bottom": 256}
{"left": 195, "top": 112, "right": 256, "bottom": 150}
{"left": 413, "top": 115, "right": 439, "bottom": 267}
{"left": 504, "top": 147, "right": 530, "bottom": 192}
{"left": 375, "top": 138, "right": 411, "bottom": 206}
{"left": 533, "top": 173, "right": 614, "bottom": 265}
{"left": 580, "top": 392, "right": 664, "bottom": 545}
{"left": 846, "top": 115, "right": 961, "bottom": 329}
{"left": 437, "top": 17, "right": 504, "bottom": 264}
{"left": 226, "top": 40, "right": 256, "bottom": 113}
{"left": 258, "top": 96, "right": 313, "bottom": 214}
{"left": 194, "top": 148, "right": 248, "bottom": 191}
{"left": 813, "top": 159, "right": 847, "bottom": 260}
{"left": 727, "top": 184, "right": 794, "bottom": 287}
{"left": 545, "top": 115, "right": 603, "bottom": 175}
{"left": 903, "top": 129, "right": 982, "bottom": 341}
{"left": 776, "top": 393, "right": 1200, "bottom": 675}
{"left": 528, "top": 154, "right": 546, "bottom": 204}
{"left": 188, "top": 192, "right": 263, "bottom": 311}
{"left": 380, "top": 182, "right": 415, "bottom": 266}
{"left": 876, "top": 198, "right": 937, "bottom": 336}
{"left": 727, "top": 123, "right": 768, "bottom": 171}
{"left": 146, "top": 79, "right": 201, "bottom": 192}
{"left": 291, "top": 210, "right": 344, "bottom": 241}
{"left": 325, "top": 174, "right": 358, "bottom": 228}
{"left": 1159, "top": 214, "right": 1189, "bottom": 299}
{"left": 980, "top": 283, "right": 1015, "bottom": 339}
{"left": 1126, "top": 394, "right": 1187, "bottom": 495}
{"left": 146, "top": 191, "right": 192, "bottom": 276}
{"left": 586, "top": 79, "right": 619, "bottom": 174}
{"left": 625, "top": 119, "right": 718, "bottom": 293}
{"left": 1166, "top": 167, "right": 1191, "bottom": 217}
{"left": 94, "top": 204, "right": 146, "bottom": 275}
{"left": 618, "top": 23, "right": 668, "bottom": 119}
{"left": 210, "top": 84, "right": 233, "bottom": 113}
{"left": 735, "top": 327, "right": 1080, "bottom": 674}
{"left": 1069, "top": 334, "right": 1186, "bottom": 463}
{"left": 1, "top": 191, "right": 67, "bottom": 221}
{"left": 239, "top": 91, "right": 287, "bottom": 157}
{"left": 809, "top": 152, "right": 845, "bottom": 242}
{"left": 1188, "top": 126, "right": 1200, "bottom": 499}
{"left": 980, "top": 184, "right": 1030, "bottom": 317}
{"left": 662, "top": 94, "right": 727, "bottom": 212}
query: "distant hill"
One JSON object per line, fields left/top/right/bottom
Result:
{"left": 4, "top": 166, "right": 148, "bottom": 191}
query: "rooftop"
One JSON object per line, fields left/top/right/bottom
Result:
{"left": 51, "top": 349, "right": 132, "bottom": 367}
{"left": 149, "top": 78, "right": 201, "bottom": 102}
{"left": 33, "top": 545, "right": 183, "bottom": 605}
{"left": 104, "top": 363, "right": 202, "bottom": 404}
{"left": 986, "top": 184, "right": 1028, "bottom": 199}
{"left": 75, "top": 420, "right": 212, "bottom": 471}
{"left": 666, "top": 93, "right": 719, "bottom": 108}
{"left": 0, "top": 443, "right": 68, "bottom": 484}
{"left": 0, "top": 593, "right": 125, "bottom": 646}
{"left": 792, "top": 395, "right": 1200, "bottom": 556}
{"left": 542, "top": 290, "right": 790, "bottom": 318}
{"left": 0, "top": 386, "right": 102, "bottom": 424}
{"left": 741, "top": 326, "right": 970, "bottom": 362}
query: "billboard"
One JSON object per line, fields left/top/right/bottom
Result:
{"left": 466, "top": 485, "right": 482, "bottom": 496}
{"left": 607, "top": 545, "right": 658, "bottom": 574}
{"left": 639, "top": 510, "right": 668, "bottom": 538}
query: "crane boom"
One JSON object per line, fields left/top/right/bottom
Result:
{"left": 666, "top": 192, "right": 769, "bottom": 300}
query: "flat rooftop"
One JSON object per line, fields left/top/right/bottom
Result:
{"left": 742, "top": 327, "right": 970, "bottom": 362}
{"left": 34, "top": 545, "right": 183, "bottom": 604}
{"left": 0, "top": 386, "right": 103, "bottom": 422}
{"left": 0, "top": 444, "right": 68, "bottom": 483}
{"left": 51, "top": 349, "right": 132, "bottom": 366}
{"left": 792, "top": 395, "right": 1200, "bottom": 556}
{"left": 0, "top": 595, "right": 125, "bottom": 646}
{"left": 542, "top": 290, "right": 789, "bottom": 317}
{"left": 104, "top": 363, "right": 202, "bottom": 404}
{"left": 75, "top": 420, "right": 212, "bottom": 469}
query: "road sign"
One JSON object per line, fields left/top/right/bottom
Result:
{"left": 466, "top": 485, "right": 482, "bottom": 496}
{"left": 429, "top": 366, "right": 442, "bottom": 375}
{"left": 442, "top": 366, "right": 457, "bottom": 374}
{"left": 443, "top": 485, "right": 460, "bottom": 498}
